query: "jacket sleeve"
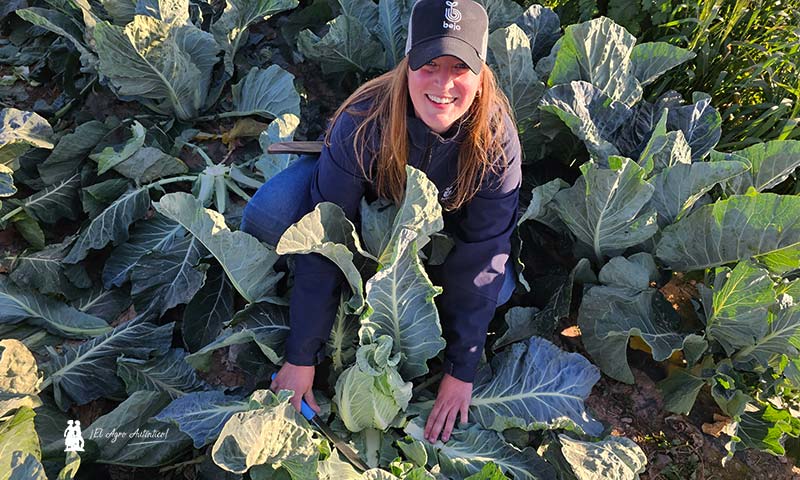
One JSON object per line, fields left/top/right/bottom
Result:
{"left": 436, "top": 118, "right": 522, "bottom": 382}
{"left": 284, "top": 112, "right": 369, "bottom": 366}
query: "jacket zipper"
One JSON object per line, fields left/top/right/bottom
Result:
{"left": 422, "top": 134, "right": 433, "bottom": 172}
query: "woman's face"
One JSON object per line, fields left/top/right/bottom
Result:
{"left": 407, "top": 55, "right": 482, "bottom": 134}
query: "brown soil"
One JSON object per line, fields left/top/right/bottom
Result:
{"left": 585, "top": 368, "right": 799, "bottom": 479}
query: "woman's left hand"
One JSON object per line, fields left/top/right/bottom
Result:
{"left": 424, "top": 373, "right": 472, "bottom": 443}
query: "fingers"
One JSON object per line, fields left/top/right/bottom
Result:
{"left": 441, "top": 407, "right": 459, "bottom": 443}
{"left": 424, "top": 402, "right": 442, "bottom": 441}
{"left": 304, "top": 390, "right": 320, "bottom": 414}
{"left": 290, "top": 393, "right": 302, "bottom": 413}
{"left": 460, "top": 404, "right": 469, "bottom": 427}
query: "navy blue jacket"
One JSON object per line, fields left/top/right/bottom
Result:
{"left": 284, "top": 101, "right": 522, "bottom": 382}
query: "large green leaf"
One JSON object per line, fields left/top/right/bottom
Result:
{"left": 43, "top": 319, "right": 173, "bottom": 410}
{"left": 734, "top": 305, "right": 800, "bottom": 370}
{"left": 78, "top": 390, "right": 193, "bottom": 466}
{"left": 8, "top": 237, "right": 90, "bottom": 297}
{"left": 38, "top": 120, "right": 109, "bottom": 185}
{"left": 317, "top": 448, "right": 362, "bottom": 480}
{"left": 378, "top": 166, "right": 443, "bottom": 266}
{"left": 658, "top": 364, "right": 707, "bottom": 415}
{"left": 15, "top": 8, "right": 96, "bottom": 70}
{"left": 154, "top": 192, "right": 282, "bottom": 303}
{"left": 155, "top": 391, "right": 247, "bottom": 449}
{"left": 130, "top": 234, "right": 207, "bottom": 316}
{"left": 338, "top": 0, "right": 378, "bottom": 31}
{"left": 711, "top": 140, "right": 800, "bottom": 194}
{"left": 80, "top": 178, "right": 132, "bottom": 218}
{"left": 558, "top": 434, "right": 647, "bottom": 480}
{"left": 362, "top": 228, "right": 444, "bottom": 380}
{"left": 548, "top": 17, "right": 641, "bottom": 106}
{"left": 0, "top": 340, "right": 41, "bottom": 417}
{"left": 185, "top": 302, "right": 290, "bottom": 370}
{"left": 405, "top": 419, "right": 556, "bottom": 480}
{"left": 667, "top": 94, "right": 721, "bottom": 161}
{"left": 327, "top": 293, "right": 358, "bottom": 373}
{"left": 514, "top": 5, "right": 561, "bottom": 62}
{"left": 552, "top": 157, "right": 656, "bottom": 261}
{"left": 111, "top": 146, "right": 188, "bottom": 184}
{"left": 22, "top": 171, "right": 81, "bottom": 224}
{"left": 277, "top": 202, "right": 366, "bottom": 312}
{"left": 212, "top": 390, "right": 318, "bottom": 478}
{"left": 229, "top": 66, "right": 301, "bottom": 120}
{"left": 539, "top": 82, "right": 631, "bottom": 162}
{"left": 375, "top": 0, "right": 411, "bottom": 69}
{"left": 517, "top": 178, "right": 568, "bottom": 227}
{"left": 94, "top": 16, "right": 220, "bottom": 120}
{"left": 0, "top": 108, "right": 53, "bottom": 168}
{"left": 72, "top": 285, "right": 132, "bottom": 322}
{"left": 656, "top": 192, "right": 800, "bottom": 270}
{"left": 254, "top": 113, "right": 300, "bottom": 182}
{"left": 136, "top": 0, "right": 192, "bottom": 26}
{"left": 477, "top": 0, "right": 523, "bottom": 31}
{"left": 212, "top": 0, "right": 299, "bottom": 76}
{"left": 0, "top": 276, "right": 110, "bottom": 340}
{"left": 0, "top": 165, "right": 14, "bottom": 199}
{"left": 470, "top": 336, "right": 601, "bottom": 435}
{"left": 8, "top": 452, "right": 47, "bottom": 480}
{"left": 732, "top": 405, "right": 799, "bottom": 458}
{"left": 578, "top": 259, "right": 689, "bottom": 384}
{"left": 297, "top": 15, "right": 384, "bottom": 75}
{"left": 64, "top": 187, "right": 151, "bottom": 264}
{"left": 117, "top": 348, "right": 208, "bottom": 399}
{"left": 0, "top": 407, "right": 41, "bottom": 480}
{"left": 489, "top": 24, "right": 546, "bottom": 127}
{"left": 630, "top": 42, "right": 695, "bottom": 87}
{"left": 648, "top": 160, "right": 748, "bottom": 226}
{"left": 334, "top": 335, "right": 412, "bottom": 432}
{"left": 102, "top": 213, "right": 184, "bottom": 288}
{"left": 704, "top": 261, "right": 776, "bottom": 356}
{"left": 636, "top": 110, "right": 691, "bottom": 175}
{"left": 182, "top": 263, "right": 234, "bottom": 353}
{"left": 88, "top": 121, "right": 146, "bottom": 176}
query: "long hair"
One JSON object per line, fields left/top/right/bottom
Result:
{"left": 325, "top": 57, "right": 514, "bottom": 211}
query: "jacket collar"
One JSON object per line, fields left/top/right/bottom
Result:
{"left": 406, "top": 101, "right": 467, "bottom": 149}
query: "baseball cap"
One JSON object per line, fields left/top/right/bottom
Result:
{"left": 405, "top": 0, "right": 489, "bottom": 75}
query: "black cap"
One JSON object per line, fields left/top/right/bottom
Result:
{"left": 405, "top": 0, "right": 489, "bottom": 75}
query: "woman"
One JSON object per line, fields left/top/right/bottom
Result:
{"left": 241, "top": 0, "right": 521, "bottom": 444}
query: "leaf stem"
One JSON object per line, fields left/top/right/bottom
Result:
{"left": 144, "top": 175, "right": 198, "bottom": 190}
{"left": 224, "top": 178, "right": 252, "bottom": 201}
{"left": 183, "top": 142, "right": 216, "bottom": 167}
{"left": 0, "top": 205, "right": 23, "bottom": 223}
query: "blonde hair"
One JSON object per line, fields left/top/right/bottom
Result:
{"left": 325, "top": 57, "right": 514, "bottom": 211}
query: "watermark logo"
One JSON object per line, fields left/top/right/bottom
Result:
{"left": 64, "top": 420, "right": 85, "bottom": 452}
{"left": 443, "top": 1, "right": 462, "bottom": 30}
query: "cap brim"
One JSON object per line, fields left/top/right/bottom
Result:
{"left": 407, "top": 36, "right": 483, "bottom": 74}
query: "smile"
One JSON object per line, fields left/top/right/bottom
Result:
{"left": 426, "top": 94, "right": 456, "bottom": 104}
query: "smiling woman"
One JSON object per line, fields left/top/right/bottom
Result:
{"left": 240, "top": 0, "right": 521, "bottom": 446}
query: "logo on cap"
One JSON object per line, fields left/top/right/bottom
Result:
{"left": 443, "top": 1, "right": 462, "bottom": 30}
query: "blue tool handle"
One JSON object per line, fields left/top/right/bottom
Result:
{"left": 271, "top": 373, "right": 316, "bottom": 420}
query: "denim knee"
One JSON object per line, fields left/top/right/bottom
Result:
{"left": 240, "top": 155, "right": 317, "bottom": 246}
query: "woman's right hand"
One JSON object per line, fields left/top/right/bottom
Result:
{"left": 270, "top": 362, "right": 320, "bottom": 415}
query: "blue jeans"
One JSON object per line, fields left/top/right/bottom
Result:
{"left": 239, "top": 157, "right": 515, "bottom": 307}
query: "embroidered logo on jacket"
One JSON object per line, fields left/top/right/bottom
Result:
{"left": 443, "top": 1, "right": 462, "bottom": 30}
{"left": 441, "top": 184, "right": 456, "bottom": 201}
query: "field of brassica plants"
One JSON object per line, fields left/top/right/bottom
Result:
{"left": 1, "top": 0, "right": 799, "bottom": 478}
